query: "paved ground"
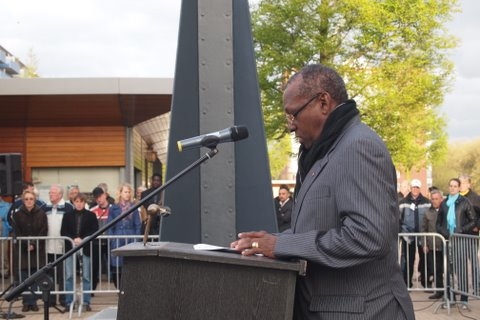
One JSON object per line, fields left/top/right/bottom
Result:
{"left": 411, "top": 291, "right": 480, "bottom": 320}
{"left": 0, "top": 293, "right": 117, "bottom": 320}
{"left": 2, "top": 291, "right": 478, "bottom": 320}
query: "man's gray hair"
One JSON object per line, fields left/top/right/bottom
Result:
{"left": 286, "top": 64, "right": 348, "bottom": 103}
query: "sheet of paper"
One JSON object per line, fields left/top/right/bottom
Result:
{"left": 193, "top": 243, "right": 240, "bottom": 253}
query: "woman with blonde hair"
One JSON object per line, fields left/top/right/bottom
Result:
{"left": 107, "top": 183, "right": 141, "bottom": 288}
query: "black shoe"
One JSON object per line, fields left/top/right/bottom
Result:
{"left": 22, "top": 305, "right": 30, "bottom": 312}
{"left": 30, "top": 305, "right": 39, "bottom": 312}
{"left": 85, "top": 305, "right": 92, "bottom": 312}
{"left": 429, "top": 292, "right": 444, "bottom": 299}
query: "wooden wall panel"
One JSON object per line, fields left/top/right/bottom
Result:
{"left": 26, "top": 126, "right": 125, "bottom": 167}
{"left": 0, "top": 127, "right": 25, "bottom": 154}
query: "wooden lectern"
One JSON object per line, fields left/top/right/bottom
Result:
{"left": 113, "top": 242, "right": 306, "bottom": 320}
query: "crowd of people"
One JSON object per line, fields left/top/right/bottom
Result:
{"left": 0, "top": 174, "right": 163, "bottom": 314}
{"left": 399, "top": 175, "right": 480, "bottom": 308}
{"left": 2, "top": 63, "right": 480, "bottom": 319}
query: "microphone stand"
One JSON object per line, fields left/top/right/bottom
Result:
{"left": 4, "top": 147, "right": 219, "bottom": 318}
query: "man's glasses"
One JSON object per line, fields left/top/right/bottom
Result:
{"left": 285, "top": 92, "right": 323, "bottom": 123}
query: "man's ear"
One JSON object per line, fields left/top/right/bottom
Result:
{"left": 318, "top": 92, "right": 332, "bottom": 115}
{"left": 320, "top": 92, "right": 336, "bottom": 114}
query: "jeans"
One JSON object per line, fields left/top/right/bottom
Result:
{"left": 65, "top": 254, "right": 91, "bottom": 306}
{"left": 20, "top": 269, "right": 38, "bottom": 306}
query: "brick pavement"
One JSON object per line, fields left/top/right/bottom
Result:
{"left": 3, "top": 291, "right": 478, "bottom": 320}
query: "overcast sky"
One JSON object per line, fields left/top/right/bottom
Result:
{"left": 1, "top": 0, "right": 478, "bottom": 142}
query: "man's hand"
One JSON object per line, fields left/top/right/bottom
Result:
{"left": 230, "top": 230, "right": 277, "bottom": 258}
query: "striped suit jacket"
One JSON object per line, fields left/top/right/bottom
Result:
{"left": 275, "top": 116, "right": 415, "bottom": 320}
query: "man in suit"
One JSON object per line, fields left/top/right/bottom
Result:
{"left": 231, "top": 64, "right": 414, "bottom": 319}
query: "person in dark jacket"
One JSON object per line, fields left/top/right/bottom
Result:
{"left": 399, "top": 179, "right": 431, "bottom": 288}
{"left": 141, "top": 173, "right": 163, "bottom": 236}
{"left": 61, "top": 193, "right": 99, "bottom": 312}
{"left": 436, "top": 178, "right": 478, "bottom": 307}
{"left": 12, "top": 190, "right": 48, "bottom": 312}
{"left": 421, "top": 189, "right": 444, "bottom": 299}
{"left": 274, "top": 184, "right": 293, "bottom": 232}
{"left": 459, "top": 175, "right": 480, "bottom": 228}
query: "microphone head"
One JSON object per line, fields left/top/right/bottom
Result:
{"left": 147, "top": 204, "right": 171, "bottom": 217}
{"left": 158, "top": 206, "right": 171, "bottom": 217}
{"left": 231, "top": 125, "right": 249, "bottom": 141}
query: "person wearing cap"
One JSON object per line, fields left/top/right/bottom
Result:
{"left": 89, "top": 186, "right": 121, "bottom": 291}
{"left": 399, "top": 178, "right": 431, "bottom": 288}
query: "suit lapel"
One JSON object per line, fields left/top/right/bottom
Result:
{"left": 291, "top": 158, "right": 327, "bottom": 231}
{"left": 290, "top": 119, "right": 358, "bottom": 231}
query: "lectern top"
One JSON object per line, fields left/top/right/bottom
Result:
{"left": 113, "top": 241, "right": 307, "bottom": 275}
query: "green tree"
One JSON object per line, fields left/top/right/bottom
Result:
{"left": 268, "top": 134, "right": 293, "bottom": 179}
{"left": 433, "top": 139, "right": 480, "bottom": 193}
{"left": 21, "top": 48, "right": 40, "bottom": 78}
{"left": 252, "top": 0, "right": 458, "bottom": 171}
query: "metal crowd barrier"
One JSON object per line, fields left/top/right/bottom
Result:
{"left": 398, "top": 232, "right": 480, "bottom": 314}
{"left": 448, "top": 233, "right": 480, "bottom": 309}
{"left": 2, "top": 233, "right": 478, "bottom": 316}
{"left": 0, "top": 234, "right": 159, "bottom": 318}
{"left": 398, "top": 232, "right": 448, "bottom": 294}
{"left": 0, "top": 236, "right": 76, "bottom": 317}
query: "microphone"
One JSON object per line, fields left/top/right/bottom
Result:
{"left": 177, "top": 125, "right": 249, "bottom": 152}
{"left": 147, "top": 204, "right": 171, "bottom": 217}
{"left": 143, "top": 204, "right": 170, "bottom": 245}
